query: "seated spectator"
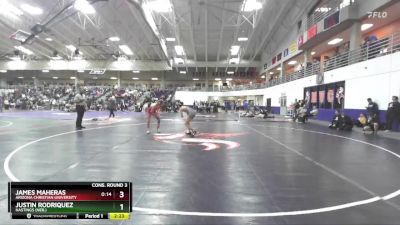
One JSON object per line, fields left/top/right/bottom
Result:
{"left": 329, "top": 110, "right": 342, "bottom": 129}
{"left": 310, "top": 106, "right": 319, "bottom": 117}
{"left": 296, "top": 100, "right": 308, "bottom": 123}
{"left": 340, "top": 112, "right": 353, "bottom": 131}
{"left": 355, "top": 113, "right": 368, "bottom": 127}
{"left": 385, "top": 96, "right": 400, "bottom": 132}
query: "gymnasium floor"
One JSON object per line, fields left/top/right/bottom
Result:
{"left": 1, "top": 111, "right": 400, "bottom": 225}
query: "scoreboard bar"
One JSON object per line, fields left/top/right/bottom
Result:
{"left": 12, "top": 212, "right": 130, "bottom": 220}
{"left": 9, "top": 182, "right": 132, "bottom": 220}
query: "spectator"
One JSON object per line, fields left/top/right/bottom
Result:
{"left": 4, "top": 98, "right": 9, "bottom": 110}
{"left": 74, "top": 89, "right": 86, "bottom": 129}
{"left": 355, "top": 113, "right": 368, "bottom": 127}
{"left": 329, "top": 110, "right": 342, "bottom": 129}
{"left": 385, "top": 96, "right": 400, "bottom": 131}
{"left": 340, "top": 112, "right": 354, "bottom": 131}
{"left": 296, "top": 100, "right": 308, "bottom": 123}
{"left": 108, "top": 95, "right": 116, "bottom": 118}
{"left": 365, "top": 98, "right": 379, "bottom": 134}
{"left": 0, "top": 95, "right": 3, "bottom": 112}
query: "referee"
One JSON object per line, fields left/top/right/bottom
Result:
{"left": 74, "top": 89, "right": 86, "bottom": 129}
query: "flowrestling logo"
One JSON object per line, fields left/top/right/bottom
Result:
{"left": 367, "top": 11, "right": 388, "bottom": 19}
{"left": 153, "top": 132, "right": 246, "bottom": 151}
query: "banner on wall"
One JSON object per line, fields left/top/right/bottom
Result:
{"left": 311, "top": 91, "right": 317, "bottom": 103}
{"left": 272, "top": 56, "right": 276, "bottom": 65}
{"left": 324, "top": 11, "right": 340, "bottom": 30}
{"left": 289, "top": 42, "right": 297, "bottom": 53}
{"left": 298, "top": 35, "right": 304, "bottom": 48}
{"left": 307, "top": 24, "right": 317, "bottom": 40}
{"left": 305, "top": 90, "right": 311, "bottom": 106}
{"left": 319, "top": 90, "right": 325, "bottom": 102}
{"left": 276, "top": 53, "right": 282, "bottom": 61}
{"left": 336, "top": 86, "right": 345, "bottom": 101}
{"left": 264, "top": 63, "right": 268, "bottom": 70}
{"left": 283, "top": 48, "right": 289, "bottom": 57}
{"left": 327, "top": 89, "right": 334, "bottom": 103}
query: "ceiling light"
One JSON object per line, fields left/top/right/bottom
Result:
{"left": 288, "top": 60, "right": 297, "bottom": 65}
{"left": 132, "top": 77, "right": 139, "bottom": 80}
{"left": 151, "top": 77, "right": 158, "bottom": 80}
{"left": 174, "top": 45, "right": 185, "bottom": 55}
{"left": 174, "top": 57, "right": 184, "bottom": 64}
{"left": 18, "top": 76, "right": 24, "bottom": 79}
{"left": 230, "top": 45, "right": 240, "bottom": 55}
{"left": 32, "top": 77, "right": 36, "bottom": 79}
{"left": 227, "top": 71, "right": 234, "bottom": 74}
{"left": 20, "top": 4, "right": 43, "bottom": 15}
{"left": 70, "top": 76, "right": 76, "bottom": 80}
{"left": 45, "top": 38, "right": 53, "bottom": 42}
{"left": 52, "top": 77, "right": 58, "bottom": 79}
{"left": 132, "top": 70, "right": 140, "bottom": 73}
{"left": 328, "top": 38, "right": 343, "bottom": 45}
{"left": 166, "top": 37, "right": 176, "bottom": 42}
{"left": 241, "top": 0, "right": 262, "bottom": 12}
{"left": 361, "top": 23, "right": 373, "bottom": 31}
{"left": 0, "top": 1, "right": 23, "bottom": 17}
{"left": 8, "top": 56, "right": 20, "bottom": 61}
{"left": 66, "top": 45, "right": 76, "bottom": 52}
{"left": 147, "top": 0, "right": 172, "bottom": 12}
{"left": 42, "top": 70, "right": 49, "bottom": 73}
{"left": 215, "top": 78, "right": 221, "bottom": 81}
{"left": 119, "top": 45, "right": 134, "bottom": 55}
{"left": 14, "top": 46, "right": 33, "bottom": 55}
{"left": 109, "top": 36, "right": 120, "bottom": 42}
{"left": 77, "top": 70, "right": 85, "bottom": 73}
{"left": 92, "top": 77, "right": 98, "bottom": 80}
{"left": 315, "top": 7, "right": 331, "bottom": 12}
{"left": 193, "top": 78, "right": 199, "bottom": 81}
{"left": 180, "top": 71, "right": 186, "bottom": 74}
{"left": 269, "top": 72, "right": 274, "bottom": 74}
{"left": 51, "top": 56, "right": 62, "bottom": 60}
{"left": 0, "top": 70, "right": 7, "bottom": 73}
{"left": 277, "top": 67, "right": 282, "bottom": 71}
{"left": 238, "top": 37, "right": 248, "bottom": 42}
{"left": 311, "top": 51, "right": 316, "bottom": 55}
{"left": 226, "top": 78, "right": 233, "bottom": 81}
{"left": 261, "top": 75, "right": 266, "bottom": 78}
{"left": 8, "top": 60, "right": 27, "bottom": 69}
{"left": 110, "top": 77, "right": 118, "bottom": 80}
{"left": 74, "top": 0, "right": 95, "bottom": 14}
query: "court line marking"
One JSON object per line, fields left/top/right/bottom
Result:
{"left": 245, "top": 125, "right": 378, "bottom": 197}
{"left": 4, "top": 123, "right": 146, "bottom": 182}
{"left": 248, "top": 124, "right": 400, "bottom": 202}
{"left": 132, "top": 197, "right": 381, "bottom": 217}
{"left": 0, "top": 121, "right": 13, "bottom": 128}
{"left": 2, "top": 122, "right": 400, "bottom": 217}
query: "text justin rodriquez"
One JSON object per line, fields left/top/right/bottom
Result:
{"left": 15, "top": 202, "right": 74, "bottom": 212}
{"left": 14, "top": 190, "right": 77, "bottom": 200}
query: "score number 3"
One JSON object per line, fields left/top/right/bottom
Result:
{"left": 119, "top": 191, "right": 125, "bottom": 211}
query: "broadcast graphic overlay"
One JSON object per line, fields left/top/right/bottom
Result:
{"left": 8, "top": 182, "right": 132, "bottom": 220}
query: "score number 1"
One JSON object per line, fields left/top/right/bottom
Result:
{"left": 119, "top": 191, "right": 125, "bottom": 211}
